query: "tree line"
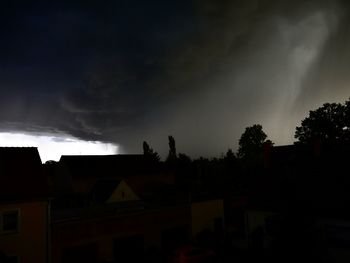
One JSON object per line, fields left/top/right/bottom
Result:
{"left": 143, "top": 98, "right": 350, "bottom": 163}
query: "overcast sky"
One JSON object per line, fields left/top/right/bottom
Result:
{"left": 0, "top": 0, "right": 350, "bottom": 160}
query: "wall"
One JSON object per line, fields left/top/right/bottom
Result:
{"left": 245, "top": 209, "right": 278, "bottom": 249}
{"left": 52, "top": 205, "right": 191, "bottom": 263}
{"left": 0, "top": 201, "right": 48, "bottom": 263}
{"left": 191, "top": 199, "right": 224, "bottom": 237}
{"left": 245, "top": 210, "right": 277, "bottom": 235}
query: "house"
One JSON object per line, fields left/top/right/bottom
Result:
{"left": 89, "top": 178, "right": 140, "bottom": 204}
{"left": 51, "top": 203, "right": 191, "bottom": 263}
{"left": 191, "top": 197, "right": 224, "bottom": 239}
{"left": 49, "top": 157, "right": 188, "bottom": 263}
{"left": 245, "top": 142, "right": 350, "bottom": 262}
{"left": 47, "top": 154, "right": 228, "bottom": 263}
{"left": 55, "top": 154, "right": 175, "bottom": 196}
{"left": 51, "top": 179, "right": 191, "bottom": 263}
{"left": 0, "top": 147, "right": 49, "bottom": 263}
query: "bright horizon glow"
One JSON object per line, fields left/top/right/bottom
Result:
{"left": 0, "top": 132, "right": 118, "bottom": 163}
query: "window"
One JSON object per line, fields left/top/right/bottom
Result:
{"left": 1, "top": 210, "right": 19, "bottom": 235}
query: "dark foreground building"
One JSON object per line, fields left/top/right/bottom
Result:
{"left": 49, "top": 155, "right": 224, "bottom": 263}
{"left": 0, "top": 147, "right": 49, "bottom": 263}
{"left": 246, "top": 142, "right": 350, "bottom": 263}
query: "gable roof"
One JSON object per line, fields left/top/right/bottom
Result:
{"left": 59, "top": 154, "right": 163, "bottom": 178}
{"left": 91, "top": 178, "right": 141, "bottom": 204}
{"left": 91, "top": 178, "right": 122, "bottom": 203}
{"left": 0, "top": 147, "right": 47, "bottom": 201}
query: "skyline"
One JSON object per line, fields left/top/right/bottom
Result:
{"left": 0, "top": 132, "right": 117, "bottom": 162}
{"left": 1, "top": 0, "right": 350, "bottom": 159}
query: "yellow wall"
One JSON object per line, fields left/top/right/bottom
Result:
{"left": 191, "top": 199, "right": 224, "bottom": 237}
{"left": 107, "top": 180, "right": 140, "bottom": 203}
{"left": 0, "top": 201, "right": 48, "bottom": 263}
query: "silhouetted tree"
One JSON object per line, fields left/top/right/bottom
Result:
{"left": 178, "top": 153, "right": 191, "bottom": 163}
{"left": 264, "top": 139, "right": 274, "bottom": 146}
{"left": 142, "top": 141, "right": 160, "bottom": 162}
{"left": 345, "top": 99, "right": 350, "bottom": 126}
{"left": 295, "top": 100, "right": 350, "bottom": 144}
{"left": 176, "top": 153, "right": 194, "bottom": 185}
{"left": 224, "top": 149, "right": 235, "bottom": 161}
{"left": 223, "top": 149, "right": 237, "bottom": 171}
{"left": 45, "top": 160, "right": 58, "bottom": 165}
{"left": 221, "top": 149, "right": 240, "bottom": 188}
{"left": 166, "top": 135, "right": 177, "bottom": 163}
{"left": 237, "top": 124, "right": 268, "bottom": 159}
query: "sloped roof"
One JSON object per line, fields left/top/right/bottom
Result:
{"left": 0, "top": 147, "right": 47, "bottom": 201}
{"left": 269, "top": 144, "right": 314, "bottom": 166}
{"left": 91, "top": 178, "right": 122, "bottom": 203}
{"left": 59, "top": 154, "right": 163, "bottom": 178}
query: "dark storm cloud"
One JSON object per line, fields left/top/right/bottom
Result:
{"left": 0, "top": 0, "right": 349, "bottom": 157}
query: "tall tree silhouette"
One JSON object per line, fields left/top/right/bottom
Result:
{"left": 238, "top": 124, "right": 268, "bottom": 159}
{"left": 295, "top": 100, "right": 350, "bottom": 144}
{"left": 166, "top": 135, "right": 177, "bottom": 163}
{"left": 142, "top": 141, "right": 160, "bottom": 162}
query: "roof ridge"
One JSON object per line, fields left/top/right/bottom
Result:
{"left": 0, "top": 146, "right": 38, "bottom": 149}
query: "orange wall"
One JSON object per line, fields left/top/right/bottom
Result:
{"left": 0, "top": 201, "right": 48, "bottom": 263}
